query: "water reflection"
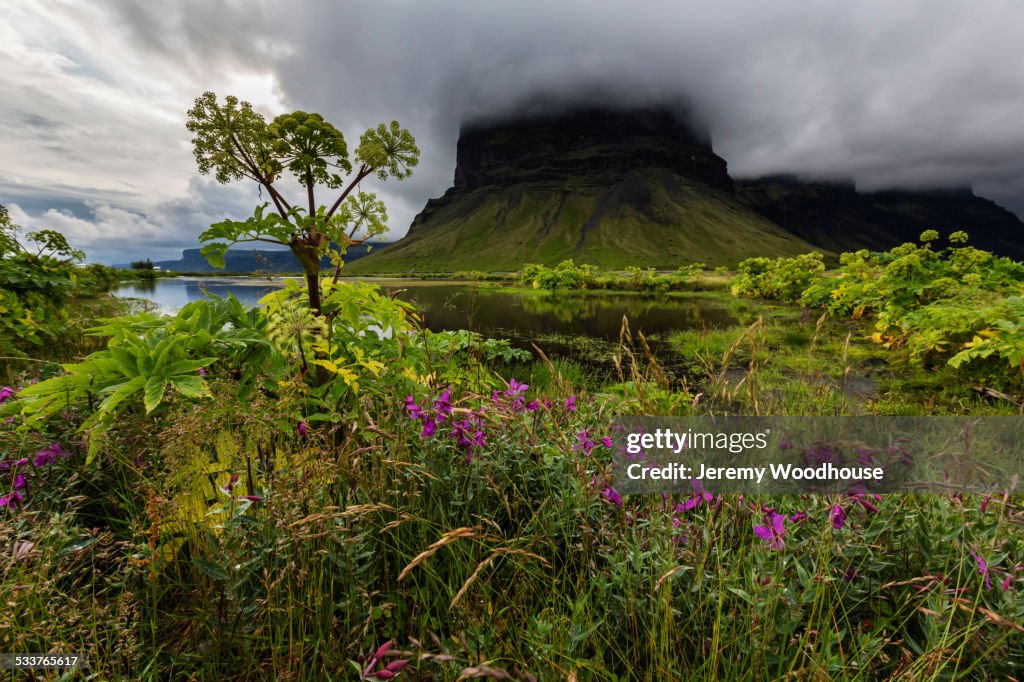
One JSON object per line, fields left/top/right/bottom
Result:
{"left": 381, "top": 284, "right": 737, "bottom": 341}
{"left": 112, "top": 278, "right": 736, "bottom": 362}
{"left": 112, "top": 277, "right": 292, "bottom": 313}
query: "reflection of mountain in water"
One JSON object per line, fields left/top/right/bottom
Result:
{"left": 389, "top": 284, "right": 736, "bottom": 341}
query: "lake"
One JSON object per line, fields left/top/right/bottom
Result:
{"left": 112, "top": 277, "right": 738, "bottom": 376}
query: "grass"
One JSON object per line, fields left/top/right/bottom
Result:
{"left": 1, "top": 277, "right": 1023, "bottom": 679}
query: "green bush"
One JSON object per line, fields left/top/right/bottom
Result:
{"left": 732, "top": 233, "right": 1024, "bottom": 386}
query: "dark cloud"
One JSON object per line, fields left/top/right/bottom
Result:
{"left": 263, "top": 0, "right": 1024, "bottom": 229}
{"left": 3, "top": 0, "right": 1024, "bottom": 262}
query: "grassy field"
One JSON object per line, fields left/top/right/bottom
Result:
{"left": 2, "top": 235, "right": 1023, "bottom": 680}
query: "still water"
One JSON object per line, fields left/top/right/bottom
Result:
{"left": 112, "top": 277, "right": 737, "bottom": 370}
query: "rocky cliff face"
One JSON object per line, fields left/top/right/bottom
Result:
{"left": 349, "top": 106, "right": 1024, "bottom": 273}
{"left": 453, "top": 107, "right": 728, "bottom": 190}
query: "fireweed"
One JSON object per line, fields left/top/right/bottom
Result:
{"left": 404, "top": 380, "right": 596, "bottom": 465}
{"left": 0, "top": 440, "right": 73, "bottom": 508}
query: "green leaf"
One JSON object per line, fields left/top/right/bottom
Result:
{"left": 143, "top": 376, "right": 166, "bottom": 414}
{"left": 164, "top": 357, "right": 217, "bottom": 376}
{"left": 109, "top": 347, "right": 139, "bottom": 377}
{"left": 98, "top": 376, "right": 145, "bottom": 413}
{"left": 199, "top": 242, "right": 228, "bottom": 270}
{"left": 169, "top": 375, "right": 211, "bottom": 399}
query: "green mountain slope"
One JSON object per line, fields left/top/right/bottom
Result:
{"left": 349, "top": 169, "right": 816, "bottom": 272}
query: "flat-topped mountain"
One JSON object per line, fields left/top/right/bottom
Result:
{"left": 135, "top": 243, "right": 387, "bottom": 273}
{"left": 347, "top": 106, "right": 1024, "bottom": 272}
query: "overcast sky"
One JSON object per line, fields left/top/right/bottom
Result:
{"left": 3, "top": 1, "right": 1024, "bottom": 263}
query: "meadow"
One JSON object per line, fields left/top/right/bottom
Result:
{"left": 1, "top": 225, "right": 1022, "bottom": 680}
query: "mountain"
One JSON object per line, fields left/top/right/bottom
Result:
{"left": 735, "top": 176, "right": 1024, "bottom": 256}
{"left": 347, "top": 105, "right": 1024, "bottom": 273}
{"left": 346, "top": 107, "right": 818, "bottom": 272}
{"left": 133, "top": 243, "right": 388, "bottom": 273}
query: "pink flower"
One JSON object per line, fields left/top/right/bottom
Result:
{"left": 563, "top": 396, "right": 577, "bottom": 412}
{"left": 362, "top": 640, "right": 410, "bottom": 680}
{"left": 603, "top": 486, "right": 622, "bottom": 508}
{"left": 830, "top": 504, "right": 846, "bottom": 530}
{"left": 298, "top": 420, "right": 308, "bottom": 437}
{"left": 754, "top": 511, "right": 786, "bottom": 550}
{"left": 404, "top": 396, "right": 423, "bottom": 420}
{"left": 678, "top": 480, "right": 712, "bottom": 512}
{"left": 600, "top": 437, "right": 613, "bottom": 448}
{"left": 574, "top": 430, "right": 596, "bottom": 456}
{"left": 970, "top": 549, "right": 993, "bottom": 590}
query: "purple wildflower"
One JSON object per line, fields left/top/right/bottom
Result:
{"left": 679, "top": 480, "right": 713, "bottom": 511}
{"left": 244, "top": 495, "right": 263, "bottom": 502}
{"left": 298, "top": 420, "right": 308, "bottom": 437}
{"left": 48, "top": 443, "right": 70, "bottom": 458}
{"left": 506, "top": 378, "right": 528, "bottom": 396}
{"left": 0, "top": 386, "right": 14, "bottom": 403}
{"left": 753, "top": 511, "right": 786, "bottom": 549}
{"left": 434, "top": 389, "right": 453, "bottom": 420}
{"left": 852, "top": 493, "right": 879, "bottom": 514}
{"left": 574, "top": 430, "right": 596, "bottom": 457}
{"left": 198, "top": 367, "right": 207, "bottom": 377}
{"left": 224, "top": 473, "right": 240, "bottom": 492}
{"left": 33, "top": 450, "right": 56, "bottom": 468}
{"left": 830, "top": 504, "right": 847, "bottom": 530}
{"left": 12, "top": 474, "right": 26, "bottom": 489}
{"left": 452, "top": 414, "right": 486, "bottom": 463}
{"left": 970, "top": 550, "right": 993, "bottom": 590}
{"left": 603, "top": 486, "right": 622, "bottom": 508}
{"left": 0, "top": 491, "right": 23, "bottom": 508}
{"left": 526, "top": 400, "right": 539, "bottom": 412}
{"left": 600, "top": 436, "right": 613, "bottom": 448}
{"left": 360, "top": 640, "right": 411, "bottom": 680}
{"left": 404, "top": 395, "right": 423, "bottom": 420}
{"left": 789, "top": 511, "right": 809, "bottom": 523}
{"left": 563, "top": 396, "right": 577, "bottom": 412}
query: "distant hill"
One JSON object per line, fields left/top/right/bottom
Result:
{"left": 118, "top": 243, "right": 389, "bottom": 273}
{"left": 735, "top": 177, "right": 1024, "bottom": 256}
{"left": 347, "top": 105, "right": 1024, "bottom": 273}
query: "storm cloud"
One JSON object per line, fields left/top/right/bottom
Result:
{"left": 3, "top": 0, "right": 1024, "bottom": 262}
